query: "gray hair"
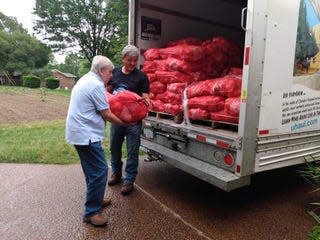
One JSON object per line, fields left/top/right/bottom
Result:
{"left": 90, "top": 55, "right": 114, "bottom": 74}
{"left": 121, "top": 45, "right": 139, "bottom": 58}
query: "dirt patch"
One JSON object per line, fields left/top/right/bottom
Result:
{"left": 0, "top": 92, "right": 69, "bottom": 124}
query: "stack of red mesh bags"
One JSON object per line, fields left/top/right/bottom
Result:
{"left": 186, "top": 68, "right": 242, "bottom": 123}
{"left": 107, "top": 90, "right": 149, "bottom": 123}
{"left": 142, "top": 36, "right": 243, "bottom": 123}
{"left": 143, "top": 37, "right": 205, "bottom": 115}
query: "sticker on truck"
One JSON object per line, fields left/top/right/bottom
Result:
{"left": 259, "top": 0, "right": 320, "bottom": 135}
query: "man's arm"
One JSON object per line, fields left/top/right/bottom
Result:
{"left": 100, "top": 108, "right": 127, "bottom": 126}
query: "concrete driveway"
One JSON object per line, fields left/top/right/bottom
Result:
{"left": 0, "top": 161, "right": 317, "bottom": 240}
{"left": 0, "top": 163, "right": 206, "bottom": 240}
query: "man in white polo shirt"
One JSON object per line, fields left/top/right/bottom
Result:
{"left": 66, "top": 55, "right": 127, "bottom": 227}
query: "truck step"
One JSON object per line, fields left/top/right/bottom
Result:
{"left": 141, "top": 138, "right": 251, "bottom": 191}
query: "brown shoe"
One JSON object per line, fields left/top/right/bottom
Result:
{"left": 108, "top": 173, "right": 122, "bottom": 186}
{"left": 102, "top": 196, "right": 111, "bottom": 208}
{"left": 121, "top": 182, "right": 134, "bottom": 195}
{"left": 83, "top": 212, "right": 107, "bottom": 227}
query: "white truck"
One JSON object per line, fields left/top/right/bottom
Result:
{"left": 128, "top": 0, "right": 320, "bottom": 191}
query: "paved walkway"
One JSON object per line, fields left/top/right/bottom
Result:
{"left": 0, "top": 163, "right": 205, "bottom": 240}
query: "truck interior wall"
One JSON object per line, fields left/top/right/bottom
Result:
{"left": 139, "top": 0, "right": 246, "bottom": 20}
{"left": 137, "top": 0, "right": 247, "bottom": 55}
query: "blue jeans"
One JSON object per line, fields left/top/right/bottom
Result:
{"left": 110, "top": 122, "right": 142, "bottom": 183}
{"left": 74, "top": 141, "right": 107, "bottom": 217}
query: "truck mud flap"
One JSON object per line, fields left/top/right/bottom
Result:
{"left": 142, "top": 138, "right": 250, "bottom": 191}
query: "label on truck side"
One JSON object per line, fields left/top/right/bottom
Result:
{"left": 259, "top": 0, "right": 320, "bottom": 135}
{"left": 141, "top": 16, "right": 162, "bottom": 41}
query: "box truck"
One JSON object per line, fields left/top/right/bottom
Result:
{"left": 128, "top": 0, "right": 320, "bottom": 191}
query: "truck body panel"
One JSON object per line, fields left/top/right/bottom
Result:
{"left": 129, "top": 0, "right": 320, "bottom": 191}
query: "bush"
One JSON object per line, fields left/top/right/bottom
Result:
{"left": 300, "top": 159, "right": 320, "bottom": 239}
{"left": 22, "top": 74, "right": 41, "bottom": 88}
{"left": 309, "top": 226, "right": 320, "bottom": 240}
{"left": 45, "top": 76, "right": 60, "bottom": 89}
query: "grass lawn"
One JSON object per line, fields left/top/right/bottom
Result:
{"left": 0, "top": 86, "right": 130, "bottom": 164}
{"left": 0, "top": 120, "right": 126, "bottom": 164}
{"left": 0, "top": 121, "right": 78, "bottom": 164}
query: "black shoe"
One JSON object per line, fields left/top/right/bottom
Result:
{"left": 121, "top": 182, "right": 134, "bottom": 195}
{"left": 108, "top": 173, "right": 122, "bottom": 186}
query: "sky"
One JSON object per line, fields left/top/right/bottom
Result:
{"left": 0, "top": 0, "right": 35, "bottom": 33}
{"left": 0, "top": 0, "right": 66, "bottom": 63}
{"left": 305, "top": 0, "right": 320, "bottom": 28}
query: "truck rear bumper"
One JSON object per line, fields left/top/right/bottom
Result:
{"left": 141, "top": 138, "right": 251, "bottom": 191}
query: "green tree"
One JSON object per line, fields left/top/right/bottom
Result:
{"left": 56, "top": 53, "right": 80, "bottom": 76}
{"left": 0, "top": 12, "right": 52, "bottom": 74}
{"left": 65, "top": 54, "right": 80, "bottom": 75}
{"left": 0, "top": 12, "right": 26, "bottom": 33}
{"left": 77, "top": 58, "right": 91, "bottom": 77}
{"left": 34, "top": 0, "right": 128, "bottom": 63}
{"left": 49, "top": 54, "right": 92, "bottom": 79}
{"left": 295, "top": 1, "right": 318, "bottom": 61}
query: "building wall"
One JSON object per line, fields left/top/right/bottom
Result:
{"left": 52, "top": 72, "right": 75, "bottom": 90}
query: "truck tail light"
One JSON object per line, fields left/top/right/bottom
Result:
{"left": 224, "top": 153, "right": 234, "bottom": 166}
{"left": 196, "top": 134, "right": 206, "bottom": 142}
{"left": 216, "top": 140, "right": 230, "bottom": 148}
{"left": 236, "top": 165, "right": 241, "bottom": 173}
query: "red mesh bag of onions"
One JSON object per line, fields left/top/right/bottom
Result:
{"left": 107, "top": 90, "right": 149, "bottom": 123}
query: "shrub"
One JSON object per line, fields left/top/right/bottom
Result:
{"left": 308, "top": 226, "right": 320, "bottom": 240}
{"left": 23, "top": 74, "right": 41, "bottom": 88}
{"left": 300, "top": 159, "right": 320, "bottom": 239}
{"left": 45, "top": 76, "right": 60, "bottom": 89}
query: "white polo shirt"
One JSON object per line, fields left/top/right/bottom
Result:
{"left": 65, "top": 71, "right": 109, "bottom": 145}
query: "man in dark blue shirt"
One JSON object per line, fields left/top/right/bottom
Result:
{"left": 107, "top": 45, "right": 150, "bottom": 195}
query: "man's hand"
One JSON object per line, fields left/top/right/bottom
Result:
{"left": 142, "top": 93, "right": 152, "bottom": 110}
{"left": 142, "top": 98, "right": 152, "bottom": 110}
{"left": 100, "top": 109, "right": 126, "bottom": 126}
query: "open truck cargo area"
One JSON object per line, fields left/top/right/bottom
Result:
{"left": 129, "top": 0, "right": 320, "bottom": 191}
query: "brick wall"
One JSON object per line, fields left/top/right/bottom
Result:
{"left": 52, "top": 72, "right": 75, "bottom": 90}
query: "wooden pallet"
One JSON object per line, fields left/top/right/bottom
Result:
{"left": 190, "top": 118, "right": 238, "bottom": 131}
{"left": 148, "top": 111, "right": 238, "bottom": 130}
{"left": 148, "top": 111, "right": 183, "bottom": 123}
